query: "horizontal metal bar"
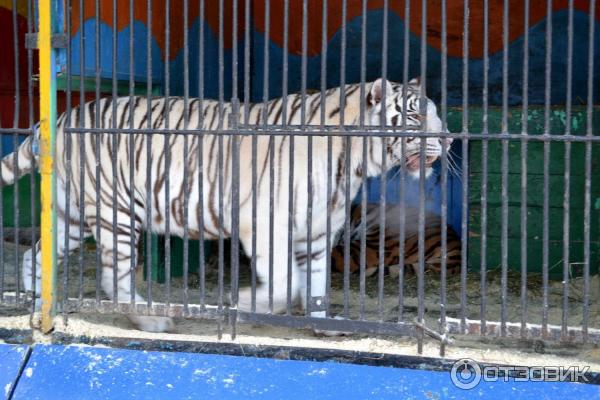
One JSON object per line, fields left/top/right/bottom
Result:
{"left": 445, "top": 317, "right": 600, "bottom": 344}
{"left": 25, "top": 33, "right": 68, "bottom": 49}
{"left": 62, "top": 127, "right": 600, "bottom": 142}
{"left": 0, "top": 128, "right": 34, "bottom": 135}
{"left": 237, "top": 312, "right": 416, "bottom": 337}
{"left": 1, "top": 292, "right": 34, "bottom": 305}
{"left": 4, "top": 293, "right": 600, "bottom": 345}
{"left": 62, "top": 298, "right": 222, "bottom": 319}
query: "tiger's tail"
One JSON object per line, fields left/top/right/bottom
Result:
{"left": 0, "top": 124, "right": 39, "bottom": 186}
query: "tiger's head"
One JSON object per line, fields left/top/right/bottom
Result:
{"left": 365, "top": 78, "right": 451, "bottom": 178}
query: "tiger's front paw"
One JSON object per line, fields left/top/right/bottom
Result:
{"left": 237, "top": 286, "right": 287, "bottom": 314}
{"left": 128, "top": 315, "right": 175, "bottom": 333}
{"left": 312, "top": 315, "right": 353, "bottom": 337}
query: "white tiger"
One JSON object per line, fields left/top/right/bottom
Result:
{"left": 0, "top": 78, "right": 450, "bottom": 332}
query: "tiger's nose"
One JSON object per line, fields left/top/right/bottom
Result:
{"left": 425, "top": 156, "right": 437, "bottom": 166}
{"left": 443, "top": 130, "right": 453, "bottom": 147}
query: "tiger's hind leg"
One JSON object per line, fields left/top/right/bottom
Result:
{"left": 22, "top": 213, "right": 91, "bottom": 309}
{"left": 295, "top": 235, "right": 329, "bottom": 319}
{"left": 237, "top": 225, "right": 299, "bottom": 314}
{"left": 86, "top": 212, "right": 174, "bottom": 333}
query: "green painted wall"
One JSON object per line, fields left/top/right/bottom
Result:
{"left": 447, "top": 106, "right": 600, "bottom": 278}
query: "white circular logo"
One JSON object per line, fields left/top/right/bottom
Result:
{"left": 450, "top": 358, "right": 482, "bottom": 390}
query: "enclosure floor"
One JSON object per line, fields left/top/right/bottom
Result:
{"left": 1, "top": 240, "right": 600, "bottom": 370}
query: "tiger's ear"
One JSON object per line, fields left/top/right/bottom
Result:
{"left": 367, "top": 78, "right": 394, "bottom": 107}
{"left": 407, "top": 77, "right": 422, "bottom": 94}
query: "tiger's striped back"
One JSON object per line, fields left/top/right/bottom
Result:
{"left": 331, "top": 204, "right": 461, "bottom": 277}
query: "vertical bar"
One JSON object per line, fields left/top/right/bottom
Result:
{"left": 460, "top": 0, "right": 470, "bottom": 334}
{"left": 198, "top": 0, "right": 206, "bottom": 310}
{"left": 39, "top": 0, "right": 58, "bottom": 333}
{"left": 302, "top": 0, "right": 312, "bottom": 314}
{"left": 145, "top": 0, "right": 154, "bottom": 311}
{"left": 27, "top": 0, "right": 36, "bottom": 304}
{"left": 439, "top": 0, "right": 449, "bottom": 357}
{"left": 243, "top": 0, "right": 251, "bottom": 126}
{"left": 500, "top": 0, "right": 509, "bottom": 338}
{"left": 520, "top": 0, "right": 530, "bottom": 338}
{"left": 12, "top": 0, "right": 21, "bottom": 302}
{"left": 263, "top": 0, "right": 275, "bottom": 314}
{"left": 249, "top": 0, "right": 257, "bottom": 311}
{"left": 230, "top": 0, "right": 240, "bottom": 339}
{"left": 128, "top": 0, "right": 136, "bottom": 306}
{"left": 321, "top": 0, "right": 332, "bottom": 317}
{"left": 62, "top": 0, "right": 72, "bottom": 315}
{"left": 542, "top": 0, "right": 552, "bottom": 337}
{"left": 561, "top": 0, "right": 574, "bottom": 340}
{"left": 183, "top": 0, "right": 191, "bottom": 314}
{"left": 284, "top": 0, "right": 294, "bottom": 315}
{"left": 217, "top": 0, "right": 225, "bottom": 337}
{"left": 582, "top": 0, "right": 595, "bottom": 343}
{"left": 78, "top": 0, "right": 85, "bottom": 303}
{"left": 398, "top": 0, "right": 410, "bottom": 322}
{"left": 416, "top": 0, "right": 427, "bottom": 354}
{"left": 341, "top": 0, "right": 350, "bottom": 319}
{"left": 480, "top": 0, "right": 489, "bottom": 336}
{"left": 378, "top": 0, "right": 389, "bottom": 323}
{"left": 358, "top": 0, "right": 367, "bottom": 320}
{"left": 164, "top": 0, "right": 172, "bottom": 310}
{"left": 94, "top": 0, "right": 102, "bottom": 306}
{"left": 111, "top": 0, "right": 119, "bottom": 308}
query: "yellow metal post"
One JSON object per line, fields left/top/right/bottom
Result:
{"left": 39, "top": 0, "right": 57, "bottom": 333}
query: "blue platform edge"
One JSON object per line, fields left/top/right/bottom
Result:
{"left": 0, "top": 344, "right": 28, "bottom": 400}
{"left": 7, "top": 344, "right": 600, "bottom": 400}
